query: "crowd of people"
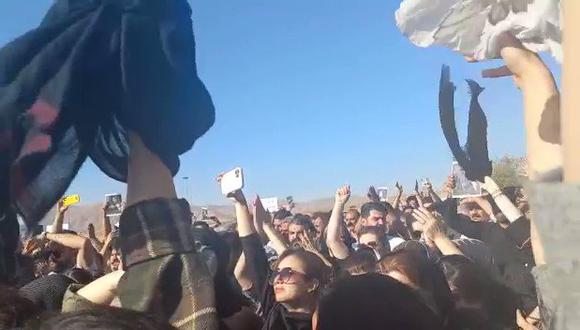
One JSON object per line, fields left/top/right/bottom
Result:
{"left": 0, "top": 0, "right": 575, "bottom": 329}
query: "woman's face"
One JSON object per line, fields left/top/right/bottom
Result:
{"left": 273, "top": 255, "right": 314, "bottom": 303}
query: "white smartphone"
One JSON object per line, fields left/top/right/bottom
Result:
{"left": 221, "top": 168, "right": 244, "bottom": 195}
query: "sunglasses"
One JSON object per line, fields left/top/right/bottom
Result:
{"left": 270, "top": 267, "right": 309, "bottom": 285}
{"left": 362, "top": 241, "right": 379, "bottom": 249}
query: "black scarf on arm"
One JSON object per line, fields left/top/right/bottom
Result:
{"left": 0, "top": 0, "right": 215, "bottom": 230}
{"left": 438, "top": 65, "right": 492, "bottom": 182}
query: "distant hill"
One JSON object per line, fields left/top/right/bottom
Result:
{"left": 39, "top": 195, "right": 373, "bottom": 237}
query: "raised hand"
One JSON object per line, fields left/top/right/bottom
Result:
{"left": 395, "top": 182, "right": 403, "bottom": 195}
{"left": 57, "top": 199, "right": 69, "bottom": 214}
{"left": 336, "top": 185, "right": 351, "bottom": 205}
{"left": 367, "top": 185, "right": 380, "bottom": 203}
{"left": 216, "top": 173, "right": 245, "bottom": 204}
{"left": 412, "top": 208, "right": 447, "bottom": 242}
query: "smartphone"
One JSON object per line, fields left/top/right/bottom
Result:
{"left": 61, "top": 194, "right": 80, "bottom": 207}
{"left": 105, "top": 194, "right": 123, "bottom": 217}
{"left": 376, "top": 187, "right": 389, "bottom": 202}
{"left": 220, "top": 168, "right": 244, "bottom": 195}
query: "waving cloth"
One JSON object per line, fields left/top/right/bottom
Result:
{"left": 0, "top": 0, "right": 215, "bottom": 228}
{"left": 395, "top": 0, "right": 562, "bottom": 62}
{"left": 439, "top": 65, "right": 492, "bottom": 182}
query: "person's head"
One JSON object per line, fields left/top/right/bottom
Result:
{"left": 406, "top": 196, "right": 419, "bottom": 209}
{"left": 107, "top": 236, "right": 123, "bottom": 272}
{"left": 356, "top": 226, "right": 386, "bottom": 253}
{"left": 47, "top": 232, "right": 79, "bottom": 274}
{"left": 272, "top": 248, "right": 328, "bottom": 308}
{"left": 378, "top": 250, "right": 454, "bottom": 321}
{"left": 315, "top": 274, "right": 444, "bottom": 330}
{"left": 360, "top": 202, "right": 387, "bottom": 228}
{"left": 288, "top": 215, "right": 316, "bottom": 243}
{"left": 459, "top": 200, "right": 490, "bottom": 222}
{"left": 438, "top": 255, "right": 518, "bottom": 329}
{"left": 344, "top": 209, "right": 360, "bottom": 232}
{"left": 0, "top": 285, "right": 39, "bottom": 329}
{"left": 385, "top": 210, "right": 405, "bottom": 236}
{"left": 311, "top": 212, "right": 330, "bottom": 237}
{"left": 38, "top": 305, "right": 176, "bottom": 330}
{"left": 338, "top": 247, "right": 377, "bottom": 276}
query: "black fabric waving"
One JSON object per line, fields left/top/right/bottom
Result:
{"left": 0, "top": 0, "right": 215, "bottom": 229}
{"left": 438, "top": 66, "right": 491, "bottom": 182}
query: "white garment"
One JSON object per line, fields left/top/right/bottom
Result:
{"left": 395, "top": 0, "right": 562, "bottom": 62}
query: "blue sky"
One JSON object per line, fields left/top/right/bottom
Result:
{"left": 0, "top": 0, "right": 560, "bottom": 205}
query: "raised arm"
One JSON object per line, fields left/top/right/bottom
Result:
{"left": 100, "top": 202, "right": 112, "bottom": 239}
{"left": 414, "top": 208, "right": 463, "bottom": 256}
{"left": 482, "top": 34, "right": 561, "bottom": 180}
{"left": 326, "top": 185, "right": 351, "bottom": 260}
{"left": 424, "top": 181, "right": 442, "bottom": 203}
{"left": 392, "top": 182, "right": 404, "bottom": 210}
{"left": 481, "top": 176, "right": 523, "bottom": 222}
{"left": 254, "top": 197, "right": 287, "bottom": 256}
{"left": 49, "top": 201, "right": 68, "bottom": 234}
{"left": 42, "top": 232, "right": 100, "bottom": 271}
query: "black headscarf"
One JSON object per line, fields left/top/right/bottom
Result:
{"left": 439, "top": 65, "right": 492, "bottom": 182}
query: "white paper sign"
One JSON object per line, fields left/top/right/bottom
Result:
{"left": 260, "top": 197, "right": 280, "bottom": 213}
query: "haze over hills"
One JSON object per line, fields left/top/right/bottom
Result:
{"left": 37, "top": 195, "right": 373, "bottom": 236}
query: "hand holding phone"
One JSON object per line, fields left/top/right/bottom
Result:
{"left": 220, "top": 168, "right": 244, "bottom": 196}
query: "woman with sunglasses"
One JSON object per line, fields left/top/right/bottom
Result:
{"left": 262, "top": 248, "right": 329, "bottom": 330}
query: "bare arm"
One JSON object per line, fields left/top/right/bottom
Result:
{"left": 49, "top": 202, "right": 68, "bottom": 234}
{"left": 326, "top": 186, "right": 351, "bottom": 260}
{"left": 77, "top": 270, "right": 124, "bottom": 306}
{"left": 481, "top": 176, "right": 523, "bottom": 222}
{"left": 483, "top": 35, "right": 561, "bottom": 180}
{"left": 414, "top": 208, "right": 463, "bottom": 256}
{"left": 44, "top": 232, "right": 101, "bottom": 271}
{"left": 254, "top": 197, "right": 287, "bottom": 255}
{"left": 425, "top": 182, "right": 442, "bottom": 203}
{"left": 100, "top": 203, "right": 112, "bottom": 239}
{"left": 392, "top": 182, "right": 404, "bottom": 210}
{"left": 126, "top": 133, "right": 176, "bottom": 207}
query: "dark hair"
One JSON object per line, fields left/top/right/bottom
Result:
{"left": 0, "top": 285, "right": 39, "bottom": 329}
{"left": 345, "top": 209, "right": 360, "bottom": 218}
{"left": 406, "top": 195, "right": 418, "bottom": 204}
{"left": 337, "top": 247, "right": 376, "bottom": 277}
{"left": 377, "top": 250, "right": 454, "bottom": 321}
{"left": 438, "top": 255, "right": 518, "bottom": 329}
{"left": 316, "top": 274, "right": 444, "bottom": 330}
{"left": 66, "top": 268, "right": 94, "bottom": 285}
{"left": 289, "top": 214, "right": 316, "bottom": 233}
{"left": 38, "top": 305, "right": 176, "bottom": 330}
{"left": 273, "top": 208, "right": 293, "bottom": 220}
{"left": 360, "top": 202, "right": 386, "bottom": 219}
{"left": 311, "top": 211, "right": 331, "bottom": 226}
{"left": 277, "top": 248, "right": 329, "bottom": 287}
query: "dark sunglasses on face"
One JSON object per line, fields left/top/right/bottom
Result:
{"left": 362, "top": 241, "right": 379, "bottom": 249}
{"left": 270, "top": 267, "right": 309, "bottom": 285}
